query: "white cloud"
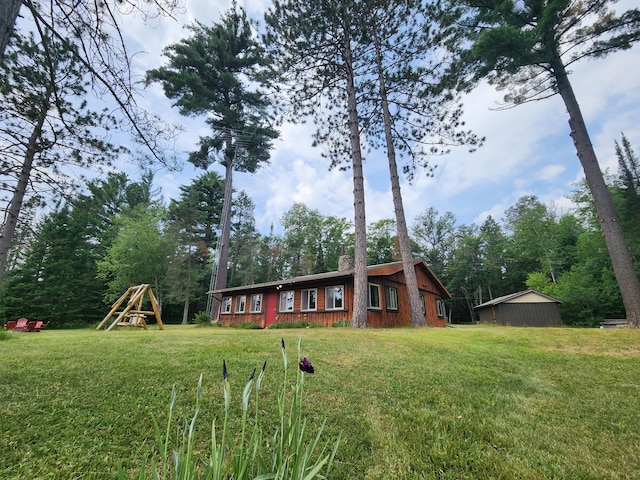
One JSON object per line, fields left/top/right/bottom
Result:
{"left": 112, "top": 2, "right": 640, "bottom": 235}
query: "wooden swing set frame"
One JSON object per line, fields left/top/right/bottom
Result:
{"left": 96, "top": 284, "right": 164, "bottom": 331}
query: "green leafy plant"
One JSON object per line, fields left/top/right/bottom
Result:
{"left": 331, "top": 319, "right": 350, "bottom": 328}
{"left": 193, "top": 312, "right": 211, "bottom": 326}
{"left": 132, "top": 337, "right": 340, "bottom": 479}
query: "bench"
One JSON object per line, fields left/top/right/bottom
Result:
{"left": 599, "top": 319, "right": 628, "bottom": 329}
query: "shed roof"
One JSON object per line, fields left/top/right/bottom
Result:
{"left": 474, "top": 289, "right": 562, "bottom": 309}
{"left": 211, "top": 259, "right": 450, "bottom": 298}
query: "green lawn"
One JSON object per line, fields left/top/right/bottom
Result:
{"left": 1, "top": 325, "right": 639, "bottom": 479}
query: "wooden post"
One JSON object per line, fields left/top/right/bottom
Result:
{"left": 96, "top": 287, "right": 134, "bottom": 330}
{"left": 147, "top": 286, "right": 164, "bottom": 330}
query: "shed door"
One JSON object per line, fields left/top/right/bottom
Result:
{"left": 265, "top": 291, "right": 277, "bottom": 328}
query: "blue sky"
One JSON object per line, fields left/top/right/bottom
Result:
{"left": 114, "top": 0, "right": 640, "bottom": 234}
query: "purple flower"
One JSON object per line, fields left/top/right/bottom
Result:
{"left": 299, "top": 357, "right": 315, "bottom": 374}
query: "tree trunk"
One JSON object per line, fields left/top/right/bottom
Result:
{"left": 343, "top": 29, "right": 368, "bottom": 328}
{"left": 0, "top": 0, "right": 21, "bottom": 60}
{"left": 0, "top": 97, "right": 49, "bottom": 288}
{"left": 210, "top": 138, "right": 234, "bottom": 320}
{"left": 551, "top": 53, "right": 640, "bottom": 328}
{"left": 373, "top": 30, "right": 426, "bottom": 326}
{"left": 181, "top": 243, "right": 192, "bottom": 325}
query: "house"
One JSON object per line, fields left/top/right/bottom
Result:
{"left": 211, "top": 258, "right": 451, "bottom": 328}
{"left": 475, "top": 290, "right": 563, "bottom": 327}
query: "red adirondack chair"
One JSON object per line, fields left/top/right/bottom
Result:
{"left": 25, "top": 321, "right": 38, "bottom": 332}
{"left": 11, "top": 318, "right": 29, "bottom": 331}
{"left": 3, "top": 321, "right": 17, "bottom": 330}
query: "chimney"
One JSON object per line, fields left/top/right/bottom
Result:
{"left": 338, "top": 244, "right": 354, "bottom": 271}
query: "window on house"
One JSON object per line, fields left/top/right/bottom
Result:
{"left": 385, "top": 286, "right": 398, "bottom": 311}
{"left": 279, "top": 291, "right": 295, "bottom": 312}
{"left": 222, "top": 297, "right": 232, "bottom": 314}
{"left": 325, "top": 286, "right": 344, "bottom": 310}
{"left": 368, "top": 283, "right": 381, "bottom": 309}
{"left": 250, "top": 294, "right": 263, "bottom": 313}
{"left": 235, "top": 295, "right": 246, "bottom": 313}
{"left": 301, "top": 289, "right": 317, "bottom": 311}
{"left": 419, "top": 294, "right": 426, "bottom": 315}
{"left": 436, "top": 299, "right": 446, "bottom": 318}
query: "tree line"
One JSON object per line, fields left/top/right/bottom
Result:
{"left": 0, "top": 135, "right": 638, "bottom": 327}
{"left": 1, "top": 0, "right": 639, "bottom": 327}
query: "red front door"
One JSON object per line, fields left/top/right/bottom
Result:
{"left": 265, "top": 291, "right": 277, "bottom": 328}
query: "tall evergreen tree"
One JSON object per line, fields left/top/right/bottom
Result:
{"left": 264, "top": 1, "right": 375, "bottom": 327}
{"left": 0, "top": 207, "right": 105, "bottom": 326}
{"left": 146, "top": 4, "right": 278, "bottom": 320}
{"left": 361, "top": 0, "right": 482, "bottom": 326}
{"left": 166, "top": 171, "right": 225, "bottom": 323}
{"left": 613, "top": 134, "right": 640, "bottom": 264}
{"left": 460, "top": 0, "right": 640, "bottom": 327}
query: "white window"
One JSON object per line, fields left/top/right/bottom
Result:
{"left": 250, "top": 294, "right": 263, "bottom": 313}
{"left": 436, "top": 299, "right": 446, "bottom": 318}
{"left": 385, "top": 286, "right": 398, "bottom": 311}
{"left": 368, "top": 283, "right": 381, "bottom": 309}
{"left": 301, "top": 289, "right": 317, "bottom": 311}
{"left": 235, "top": 295, "right": 246, "bottom": 313}
{"left": 279, "top": 291, "right": 295, "bottom": 312}
{"left": 420, "top": 295, "right": 426, "bottom": 315}
{"left": 222, "top": 296, "right": 232, "bottom": 314}
{"left": 325, "top": 286, "right": 344, "bottom": 310}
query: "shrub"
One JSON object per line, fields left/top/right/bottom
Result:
{"left": 228, "top": 321, "right": 262, "bottom": 329}
{"left": 331, "top": 319, "right": 350, "bottom": 328}
{"left": 268, "top": 321, "right": 310, "bottom": 329}
{"left": 193, "top": 312, "right": 211, "bottom": 326}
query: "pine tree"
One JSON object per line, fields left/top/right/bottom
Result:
{"left": 462, "top": 0, "right": 640, "bottom": 327}
{"left": 146, "top": 4, "right": 278, "bottom": 320}
{"left": 0, "top": 30, "right": 125, "bottom": 287}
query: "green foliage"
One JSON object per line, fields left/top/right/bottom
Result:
{"left": 465, "top": 0, "right": 640, "bottom": 104}
{"left": 0, "top": 207, "right": 106, "bottom": 326}
{"left": 229, "top": 321, "right": 263, "bottom": 330}
{"left": 280, "top": 203, "right": 352, "bottom": 277}
{"left": 97, "top": 204, "right": 173, "bottom": 304}
{"left": 366, "top": 219, "right": 398, "bottom": 266}
{"left": 193, "top": 312, "right": 211, "bottom": 326}
{"left": 331, "top": 319, "right": 350, "bottom": 328}
{"left": 145, "top": 5, "right": 278, "bottom": 173}
{"left": 267, "top": 321, "right": 316, "bottom": 329}
{"left": 135, "top": 337, "right": 340, "bottom": 479}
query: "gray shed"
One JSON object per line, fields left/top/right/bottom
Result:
{"left": 475, "top": 290, "right": 563, "bottom": 327}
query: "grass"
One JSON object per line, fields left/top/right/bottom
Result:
{"left": 1, "top": 325, "right": 639, "bottom": 479}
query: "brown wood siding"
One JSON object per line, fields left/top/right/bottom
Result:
{"left": 219, "top": 284, "right": 353, "bottom": 328}
{"left": 478, "top": 303, "right": 562, "bottom": 327}
{"left": 216, "top": 260, "right": 448, "bottom": 328}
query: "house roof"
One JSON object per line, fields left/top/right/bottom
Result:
{"left": 474, "top": 289, "right": 562, "bottom": 309}
{"left": 211, "top": 258, "right": 450, "bottom": 298}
